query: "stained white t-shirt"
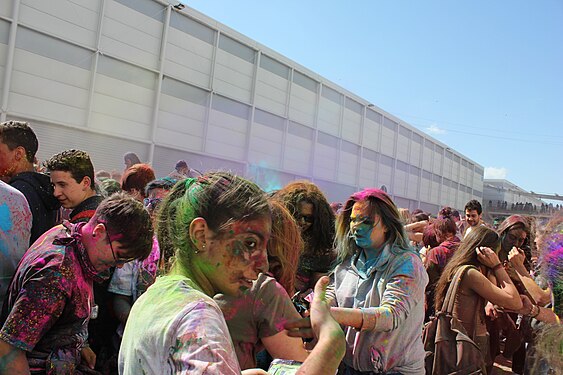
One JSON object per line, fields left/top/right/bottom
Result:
{"left": 119, "top": 274, "right": 241, "bottom": 375}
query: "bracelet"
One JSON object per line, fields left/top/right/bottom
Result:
{"left": 528, "top": 304, "right": 540, "bottom": 318}
{"left": 491, "top": 263, "right": 503, "bottom": 272}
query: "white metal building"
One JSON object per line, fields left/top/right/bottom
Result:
{"left": 483, "top": 179, "right": 543, "bottom": 207}
{"left": 0, "top": 0, "right": 484, "bottom": 212}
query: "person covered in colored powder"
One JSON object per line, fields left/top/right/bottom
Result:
{"left": 327, "top": 188, "right": 428, "bottom": 375}
{"left": 0, "top": 193, "right": 153, "bottom": 374}
{"left": 424, "top": 216, "right": 461, "bottom": 320}
{"left": 214, "top": 200, "right": 308, "bottom": 370}
{"left": 274, "top": 180, "right": 335, "bottom": 293}
{"left": 118, "top": 172, "right": 345, "bottom": 375}
{"left": 0, "top": 120, "right": 60, "bottom": 244}
{"left": 0, "top": 180, "right": 32, "bottom": 308}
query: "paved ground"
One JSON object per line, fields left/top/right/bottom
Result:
{"left": 492, "top": 354, "right": 517, "bottom": 375}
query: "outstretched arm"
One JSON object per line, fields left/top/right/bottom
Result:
{"left": 285, "top": 276, "right": 346, "bottom": 375}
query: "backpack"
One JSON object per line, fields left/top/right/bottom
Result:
{"left": 422, "top": 265, "right": 487, "bottom": 375}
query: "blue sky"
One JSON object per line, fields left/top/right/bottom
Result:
{"left": 187, "top": 0, "right": 563, "bottom": 197}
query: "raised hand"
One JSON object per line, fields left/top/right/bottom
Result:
{"left": 475, "top": 246, "right": 501, "bottom": 269}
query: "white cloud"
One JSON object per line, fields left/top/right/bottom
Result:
{"left": 484, "top": 167, "right": 508, "bottom": 179}
{"left": 426, "top": 124, "right": 446, "bottom": 135}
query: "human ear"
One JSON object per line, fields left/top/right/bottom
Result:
{"left": 189, "top": 217, "right": 209, "bottom": 251}
{"left": 92, "top": 222, "right": 107, "bottom": 240}
{"left": 14, "top": 146, "right": 26, "bottom": 162}
{"left": 81, "top": 176, "right": 92, "bottom": 190}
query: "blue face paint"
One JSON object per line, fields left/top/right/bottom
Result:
{"left": 353, "top": 223, "right": 374, "bottom": 249}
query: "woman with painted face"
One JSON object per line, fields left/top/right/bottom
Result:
{"left": 274, "top": 181, "right": 335, "bottom": 293}
{"left": 214, "top": 199, "right": 308, "bottom": 370}
{"left": 327, "top": 188, "right": 428, "bottom": 375}
{"left": 118, "top": 172, "right": 345, "bottom": 375}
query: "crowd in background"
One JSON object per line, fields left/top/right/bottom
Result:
{"left": 487, "top": 200, "right": 561, "bottom": 214}
{"left": 1, "top": 120, "right": 561, "bottom": 375}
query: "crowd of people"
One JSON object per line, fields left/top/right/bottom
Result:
{"left": 488, "top": 200, "right": 561, "bottom": 214}
{"left": 0, "top": 120, "right": 561, "bottom": 375}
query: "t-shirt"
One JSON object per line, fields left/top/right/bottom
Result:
{"left": 0, "top": 181, "right": 32, "bottom": 307}
{"left": 119, "top": 274, "right": 241, "bottom": 375}
{"left": 0, "top": 224, "right": 94, "bottom": 358}
{"left": 214, "top": 274, "right": 302, "bottom": 370}
{"left": 108, "top": 236, "right": 160, "bottom": 336}
{"left": 108, "top": 237, "right": 160, "bottom": 302}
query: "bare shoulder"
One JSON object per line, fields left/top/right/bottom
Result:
{"left": 462, "top": 266, "right": 491, "bottom": 292}
{"left": 463, "top": 266, "right": 485, "bottom": 281}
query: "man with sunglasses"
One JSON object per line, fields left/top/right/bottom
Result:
{"left": 0, "top": 193, "right": 153, "bottom": 375}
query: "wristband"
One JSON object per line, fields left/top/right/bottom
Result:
{"left": 528, "top": 304, "right": 540, "bottom": 318}
{"left": 491, "top": 263, "right": 503, "bottom": 272}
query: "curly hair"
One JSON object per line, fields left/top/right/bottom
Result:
{"left": 0, "top": 120, "right": 38, "bottom": 163}
{"left": 267, "top": 200, "right": 303, "bottom": 294}
{"left": 273, "top": 180, "right": 335, "bottom": 256}
{"left": 44, "top": 149, "right": 95, "bottom": 189}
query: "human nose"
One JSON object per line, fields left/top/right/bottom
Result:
{"left": 251, "top": 247, "right": 269, "bottom": 275}
{"left": 350, "top": 218, "right": 363, "bottom": 233}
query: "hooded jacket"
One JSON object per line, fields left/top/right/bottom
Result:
{"left": 9, "top": 172, "right": 60, "bottom": 245}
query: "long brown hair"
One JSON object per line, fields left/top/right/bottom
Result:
{"left": 274, "top": 180, "right": 335, "bottom": 255}
{"left": 434, "top": 225, "right": 500, "bottom": 312}
{"left": 267, "top": 200, "right": 303, "bottom": 294}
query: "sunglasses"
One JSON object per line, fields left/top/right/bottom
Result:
{"left": 296, "top": 214, "right": 315, "bottom": 224}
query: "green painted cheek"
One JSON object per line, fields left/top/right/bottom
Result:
{"left": 232, "top": 241, "right": 244, "bottom": 257}
{"left": 198, "top": 262, "right": 217, "bottom": 274}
